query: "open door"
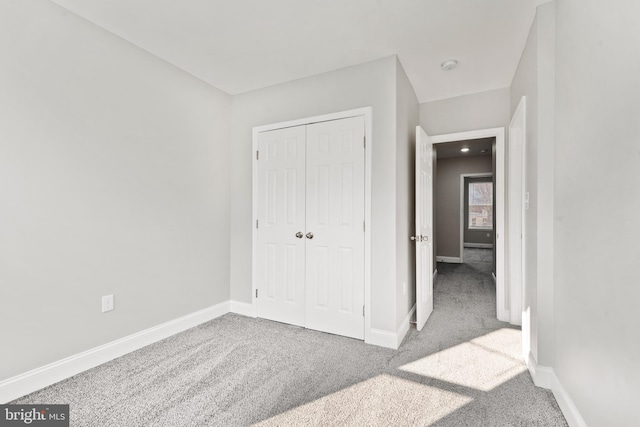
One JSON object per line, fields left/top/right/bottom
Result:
{"left": 414, "top": 126, "right": 434, "bottom": 331}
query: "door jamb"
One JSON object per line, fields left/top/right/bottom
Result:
{"left": 251, "top": 107, "right": 373, "bottom": 343}
{"left": 509, "top": 97, "right": 527, "bottom": 332}
{"left": 431, "top": 128, "right": 508, "bottom": 322}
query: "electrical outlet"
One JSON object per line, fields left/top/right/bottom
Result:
{"left": 102, "top": 294, "right": 114, "bottom": 313}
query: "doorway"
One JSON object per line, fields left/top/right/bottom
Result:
{"left": 430, "top": 128, "right": 508, "bottom": 322}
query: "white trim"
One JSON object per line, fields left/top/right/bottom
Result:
{"left": 396, "top": 304, "right": 416, "bottom": 348}
{"left": 526, "top": 352, "right": 553, "bottom": 389}
{"left": 431, "top": 128, "right": 507, "bottom": 322}
{"left": 526, "top": 354, "right": 587, "bottom": 427}
{"left": 363, "top": 109, "right": 373, "bottom": 345}
{"left": 251, "top": 108, "right": 369, "bottom": 133}
{"left": 464, "top": 243, "right": 493, "bottom": 249}
{"left": 460, "top": 172, "right": 493, "bottom": 263}
{"left": 251, "top": 107, "right": 373, "bottom": 344}
{"left": 551, "top": 374, "right": 588, "bottom": 427}
{"left": 508, "top": 96, "right": 527, "bottom": 328}
{"left": 0, "top": 302, "right": 230, "bottom": 404}
{"left": 368, "top": 328, "right": 398, "bottom": 349}
{"left": 230, "top": 300, "right": 256, "bottom": 318}
{"left": 436, "top": 256, "right": 462, "bottom": 263}
{"left": 370, "top": 303, "right": 416, "bottom": 350}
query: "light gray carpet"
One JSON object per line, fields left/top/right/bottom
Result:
{"left": 13, "top": 248, "right": 567, "bottom": 426}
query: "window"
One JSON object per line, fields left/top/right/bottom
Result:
{"left": 468, "top": 182, "right": 493, "bottom": 229}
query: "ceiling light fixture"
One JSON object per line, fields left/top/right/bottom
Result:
{"left": 460, "top": 147, "right": 469, "bottom": 153}
{"left": 441, "top": 59, "right": 458, "bottom": 71}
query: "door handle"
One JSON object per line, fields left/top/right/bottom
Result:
{"left": 306, "top": 232, "right": 314, "bottom": 239}
{"left": 295, "top": 231, "right": 303, "bottom": 239}
{"left": 411, "top": 235, "right": 429, "bottom": 242}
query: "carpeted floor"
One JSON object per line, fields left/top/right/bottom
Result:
{"left": 13, "top": 249, "right": 567, "bottom": 426}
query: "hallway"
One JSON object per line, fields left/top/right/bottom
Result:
{"left": 391, "top": 248, "right": 568, "bottom": 425}
{"left": 435, "top": 248, "right": 496, "bottom": 326}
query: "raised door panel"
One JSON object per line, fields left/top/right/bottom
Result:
{"left": 256, "top": 126, "right": 306, "bottom": 326}
{"left": 305, "top": 116, "right": 365, "bottom": 340}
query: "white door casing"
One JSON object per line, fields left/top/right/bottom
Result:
{"left": 508, "top": 97, "right": 526, "bottom": 331}
{"left": 254, "top": 114, "right": 366, "bottom": 340}
{"left": 305, "top": 116, "right": 365, "bottom": 339}
{"left": 430, "top": 128, "right": 507, "bottom": 322}
{"left": 256, "top": 125, "right": 307, "bottom": 326}
{"left": 415, "top": 126, "right": 434, "bottom": 331}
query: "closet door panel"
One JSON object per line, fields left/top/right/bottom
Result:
{"left": 305, "top": 116, "right": 365, "bottom": 339}
{"left": 256, "top": 126, "right": 306, "bottom": 326}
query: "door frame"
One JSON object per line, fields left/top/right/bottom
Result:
{"left": 431, "top": 128, "right": 509, "bottom": 322}
{"left": 251, "top": 107, "right": 373, "bottom": 342}
{"left": 508, "top": 97, "right": 526, "bottom": 332}
{"left": 460, "top": 173, "right": 494, "bottom": 262}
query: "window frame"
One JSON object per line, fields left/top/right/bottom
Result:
{"left": 467, "top": 180, "right": 494, "bottom": 231}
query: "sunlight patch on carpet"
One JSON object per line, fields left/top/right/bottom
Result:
{"left": 399, "top": 328, "right": 526, "bottom": 392}
{"left": 253, "top": 373, "right": 472, "bottom": 426}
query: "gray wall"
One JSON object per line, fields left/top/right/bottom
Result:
{"left": 420, "top": 87, "right": 511, "bottom": 136}
{"left": 420, "top": 87, "right": 509, "bottom": 273}
{"left": 434, "top": 155, "right": 492, "bottom": 259}
{"left": 510, "top": 6, "right": 540, "bottom": 366}
{"left": 553, "top": 0, "right": 639, "bottom": 425}
{"left": 395, "top": 58, "right": 419, "bottom": 329}
{"left": 0, "top": 0, "right": 232, "bottom": 381}
{"left": 230, "top": 56, "right": 401, "bottom": 333}
{"left": 510, "top": 1, "right": 556, "bottom": 370}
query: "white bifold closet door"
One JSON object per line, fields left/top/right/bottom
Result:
{"left": 256, "top": 116, "right": 365, "bottom": 340}
{"left": 305, "top": 117, "right": 365, "bottom": 339}
{"left": 256, "top": 125, "right": 307, "bottom": 327}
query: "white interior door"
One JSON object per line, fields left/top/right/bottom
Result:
{"left": 256, "top": 126, "right": 306, "bottom": 326}
{"left": 305, "top": 116, "right": 365, "bottom": 339}
{"left": 415, "top": 125, "right": 434, "bottom": 331}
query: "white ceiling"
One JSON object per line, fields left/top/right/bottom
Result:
{"left": 51, "top": 0, "right": 549, "bottom": 103}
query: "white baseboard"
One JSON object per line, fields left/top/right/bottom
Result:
{"left": 526, "top": 352, "right": 554, "bottom": 389}
{"left": 463, "top": 243, "right": 494, "bottom": 248}
{"left": 230, "top": 300, "right": 255, "bottom": 317}
{"left": 526, "top": 353, "right": 587, "bottom": 427}
{"left": 396, "top": 304, "right": 416, "bottom": 348}
{"left": 368, "top": 328, "right": 398, "bottom": 350}
{"left": 436, "top": 256, "right": 462, "bottom": 263}
{"left": 367, "top": 304, "right": 416, "bottom": 350}
{"left": 0, "top": 301, "right": 230, "bottom": 404}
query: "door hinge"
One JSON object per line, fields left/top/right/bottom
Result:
{"left": 362, "top": 305, "right": 365, "bottom": 317}
{"left": 256, "top": 219, "right": 259, "bottom": 229}
{"left": 363, "top": 221, "right": 365, "bottom": 232}
{"left": 363, "top": 136, "right": 366, "bottom": 149}
{"left": 256, "top": 150, "right": 259, "bottom": 160}
{"left": 256, "top": 289, "right": 258, "bottom": 298}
